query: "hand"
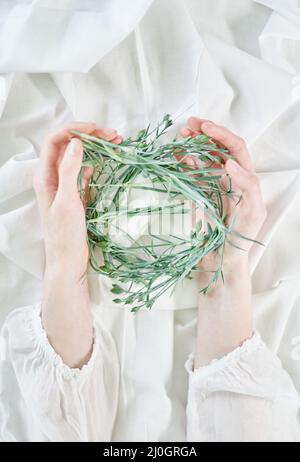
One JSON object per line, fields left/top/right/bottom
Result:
{"left": 34, "top": 121, "right": 122, "bottom": 368}
{"left": 180, "top": 117, "right": 267, "bottom": 367}
{"left": 34, "top": 121, "right": 123, "bottom": 282}
{"left": 180, "top": 117, "right": 267, "bottom": 265}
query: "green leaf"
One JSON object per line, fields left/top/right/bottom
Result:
{"left": 131, "top": 306, "right": 141, "bottom": 313}
{"left": 79, "top": 114, "right": 254, "bottom": 312}
{"left": 111, "top": 285, "right": 124, "bottom": 294}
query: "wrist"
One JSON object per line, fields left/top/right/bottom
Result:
{"left": 44, "top": 261, "right": 89, "bottom": 286}
{"left": 43, "top": 265, "right": 90, "bottom": 308}
{"left": 222, "top": 251, "right": 249, "bottom": 279}
{"left": 42, "top": 265, "right": 93, "bottom": 369}
{"left": 199, "top": 252, "right": 249, "bottom": 296}
{"left": 196, "top": 251, "right": 253, "bottom": 367}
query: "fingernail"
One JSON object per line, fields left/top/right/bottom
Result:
{"left": 66, "top": 138, "right": 81, "bottom": 157}
{"left": 181, "top": 128, "right": 192, "bottom": 136}
{"left": 113, "top": 136, "right": 123, "bottom": 144}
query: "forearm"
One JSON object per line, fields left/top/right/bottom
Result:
{"left": 34, "top": 123, "right": 122, "bottom": 371}
{"left": 42, "top": 268, "right": 93, "bottom": 369}
{"left": 195, "top": 255, "right": 253, "bottom": 369}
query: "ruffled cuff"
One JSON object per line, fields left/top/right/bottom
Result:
{"left": 185, "top": 333, "right": 263, "bottom": 381}
{"left": 184, "top": 332, "right": 294, "bottom": 402}
{"left": 186, "top": 330, "right": 300, "bottom": 405}
{"left": 22, "top": 304, "right": 100, "bottom": 382}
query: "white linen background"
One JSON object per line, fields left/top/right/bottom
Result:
{"left": 0, "top": 0, "right": 300, "bottom": 441}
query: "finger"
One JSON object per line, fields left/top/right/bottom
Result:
{"left": 39, "top": 122, "right": 96, "bottom": 185}
{"left": 111, "top": 135, "right": 123, "bottom": 144}
{"left": 181, "top": 118, "right": 222, "bottom": 166}
{"left": 81, "top": 166, "right": 93, "bottom": 191}
{"left": 93, "top": 127, "right": 118, "bottom": 141}
{"left": 201, "top": 122, "right": 254, "bottom": 172}
{"left": 180, "top": 118, "right": 222, "bottom": 171}
{"left": 57, "top": 138, "right": 84, "bottom": 198}
{"left": 184, "top": 156, "right": 197, "bottom": 167}
{"left": 48, "top": 121, "right": 97, "bottom": 146}
{"left": 180, "top": 117, "right": 213, "bottom": 138}
{"left": 36, "top": 122, "right": 98, "bottom": 210}
{"left": 33, "top": 168, "right": 55, "bottom": 210}
{"left": 187, "top": 116, "right": 212, "bottom": 133}
{"left": 91, "top": 129, "right": 123, "bottom": 145}
{"left": 81, "top": 166, "right": 94, "bottom": 210}
{"left": 225, "top": 159, "right": 267, "bottom": 232}
{"left": 180, "top": 127, "right": 193, "bottom": 138}
{"left": 177, "top": 154, "right": 197, "bottom": 168}
{"left": 179, "top": 120, "right": 219, "bottom": 172}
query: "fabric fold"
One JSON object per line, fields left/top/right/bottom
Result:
{"left": 0, "top": 0, "right": 155, "bottom": 72}
{"left": 0, "top": 304, "right": 120, "bottom": 442}
{"left": 185, "top": 333, "right": 300, "bottom": 442}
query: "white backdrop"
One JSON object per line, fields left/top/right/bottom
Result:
{"left": 0, "top": 0, "right": 300, "bottom": 441}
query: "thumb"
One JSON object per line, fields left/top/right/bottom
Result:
{"left": 58, "top": 138, "right": 83, "bottom": 197}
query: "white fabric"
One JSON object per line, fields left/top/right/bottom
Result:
{"left": 1, "top": 306, "right": 299, "bottom": 442}
{"left": 186, "top": 333, "right": 300, "bottom": 442}
{"left": 0, "top": 0, "right": 300, "bottom": 442}
{"left": 0, "top": 304, "right": 119, "bottom": 442}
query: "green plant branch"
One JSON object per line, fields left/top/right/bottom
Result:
{"left": 71, "top": 115, "right": 244, "bottom": 312}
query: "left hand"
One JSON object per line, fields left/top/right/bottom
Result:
{"left": 179, "top": 118, "right": 266, "bottom": 365}
{"left": 180, "top": 117, "right": 267, "bottom": 263}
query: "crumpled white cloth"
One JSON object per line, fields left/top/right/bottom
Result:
{"left": 0, "top": 304, "right": 119, "bottom": 442}
{"left": 0, "top": 0, "right": 154, "bottom": 73}
{"left": 0, "top": 0, "right": 300, "bottom": 442}
{"left": 186, "top": 332, "right": 300, "bottom": 442}
{"left": 0, "top": 304, "right": 299, "bottom": 442}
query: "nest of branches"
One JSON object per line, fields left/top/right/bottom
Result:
{"left": 73, "top": 115, "right": 245, "bottom": 312}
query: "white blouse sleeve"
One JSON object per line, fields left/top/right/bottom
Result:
{"left": 0, "top": 304, "right": 119, "bottom": 442}
{"left": 185, "top": 333, "right": 300, "bottom": 442}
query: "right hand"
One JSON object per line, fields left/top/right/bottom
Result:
{"left": 34, "top": 121, "right": 122, "bottom": 368}
{"left": 34, "top": 121, "right": 123, "bottom": 282}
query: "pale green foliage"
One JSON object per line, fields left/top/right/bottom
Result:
{"left": 72, "top": 115, "right": 239, "bottom": 312}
